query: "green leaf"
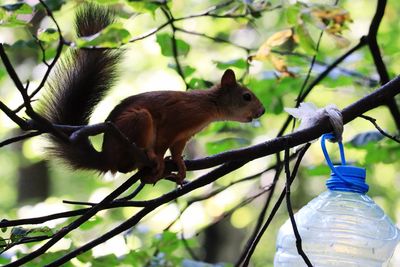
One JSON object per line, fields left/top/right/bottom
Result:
{"left": 90, "top": 254, "right": 120, "bottom": 266}
{"left": 346, "top": 139, "right": 400, "bottom": 165}
{"left": 27, "top": 250, "right": 75, "bottom": 266}
{"left": 188, "top": 78, "right": 212, "bottom": 89}
{"left": 286, "top": 4, "right": 301, "bottom": 25}
{"left": 122, "top": 250, "right": 150, "bottom": 266}
{"left": 77, "top": 22, "right": 131, "bottom": 48}
{"left": 0, "top": 256, "right": 10, "bottom": 264}
{"left": 38, "top": 28, "right": 59, "bottom": 42}
{"left": 168, "top": 64, "right": 196, "bottom": 77}
{"left": 10, "top": 39, "right": 37, "bottom": 51}
{"left": 156, "top": 33, "right": 190, "bottom": 57}
{"left": 76, "top": 250, "right": 93, "bottom": 262}
{"left": 26, "top": 226, "right": 53, "bottom": 238}
{"left": 215, "top": 58, "right": 247, "bottom": 70}
{"left": 152, "top": 231, "right": 181, "bottom": 254}
{"left": 1, "top": 3, "right": 32, "bottom": 14}
{"left": 10, "top": 227, "right": 29, "bottom": 243}
{"left": 305, "top": 164, "right": 330, "bottom": 176}
{"left": 128, "top": 1, "right": 160, "bottom": 17}
{"left": 0, "top": 237, "right": 6, "bottom": 247}
{"left": 39, "top": 0, "right": 66, "bottom": 11}
{"left": 0, "top": 11, "right": 29, "bottom": 27}
{"left": 206, "top": 137, "right": 250, "bottom": 154}
{"left": 295, "top": 24, "right": 315, "bottom": 55}
{"left": 1, "top": 227, "right": 6, "bottom": 233}
{"left": 80, "top": 216, "right": 103, "bottom": 230}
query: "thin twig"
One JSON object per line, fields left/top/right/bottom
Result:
{"left": 240, "top": 144, "right": 310, "bottom": 266}
{"left": 14, "top": 0, "right": 65, "bottom": 112}
{"left": 0, "top": 131, "right": 42, "bottom": 147}
{"left": 235, "top": 153, "right": 283, "bottom": 266}
{"left": 359, "top": 115, "right": 400, "bottom": 143}
{"left": 284, "top": 147, "right": 312, "bottom": 266}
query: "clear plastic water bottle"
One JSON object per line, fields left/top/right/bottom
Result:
{"left": 274, "top": 134, "right": 400, "bottom": 267}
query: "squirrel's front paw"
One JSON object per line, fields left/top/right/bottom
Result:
{"left": 165, "top": 173, "right": 187, "bottom": 186}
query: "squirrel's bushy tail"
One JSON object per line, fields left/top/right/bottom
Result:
{"left": 42, "top": 3, "right": 120, "bottom": 172}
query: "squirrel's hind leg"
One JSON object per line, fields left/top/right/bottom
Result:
{"left": 168, "top": 139, "right": 188, "bottom": 184}
{"left": 107, "top": 108, "right": 158, "bottom": 174}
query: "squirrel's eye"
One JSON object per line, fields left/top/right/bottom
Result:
{"left": 243, "top": 93, "right": 252, "bottom": 101}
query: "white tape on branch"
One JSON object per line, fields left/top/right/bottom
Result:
{"left": 285, "top": 102, "right": 343, "bottom": 142}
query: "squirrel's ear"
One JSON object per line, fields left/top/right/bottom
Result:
{"left": 221, "top": 69, "right": 237, "bottom": 88}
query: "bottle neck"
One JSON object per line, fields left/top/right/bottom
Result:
{"left": 326, "top": 165, "right": 369, "bottom": 194}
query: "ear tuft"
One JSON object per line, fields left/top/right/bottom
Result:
{"left": 221, "top": 69, "right": 236, "bottom": 88}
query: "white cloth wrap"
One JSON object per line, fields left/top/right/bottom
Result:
{"left": 285, "top": 102, "right": 343, "bottom": 142}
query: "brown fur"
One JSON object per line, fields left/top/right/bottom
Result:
{"left": 102, "top": 70, "right": 265, "bottom": 183}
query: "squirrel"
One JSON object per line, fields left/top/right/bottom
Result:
{"left": 41, "top": 3, "right": 265, "bottom": 184}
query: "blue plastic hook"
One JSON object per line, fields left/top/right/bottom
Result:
{"left": 321, "top": 133, "right": 369, "bottom": 194}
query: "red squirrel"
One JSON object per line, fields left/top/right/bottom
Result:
{"left": 42, "top": 3, "right": 265, "bottom": 184}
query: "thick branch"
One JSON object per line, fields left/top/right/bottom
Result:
{"left": 175, "top": 74, "right": 400, "bottom": 173}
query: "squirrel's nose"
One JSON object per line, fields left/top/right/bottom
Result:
{"left": 257, "top": 107, "right": 265, "bottom": 117}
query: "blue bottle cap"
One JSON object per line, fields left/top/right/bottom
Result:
{"left": 326, "top": 165, "right": 369, "bottom": 194}
{"left": 321, "top": 133, "right": 369, "bottom": 194}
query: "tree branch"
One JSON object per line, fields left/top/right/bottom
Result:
{"left": 366, "top": 0, "right": 400, "bottom": 129}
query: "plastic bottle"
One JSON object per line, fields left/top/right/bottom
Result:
{"left": 274, "top": 134, "right": 400, "bottom": 267}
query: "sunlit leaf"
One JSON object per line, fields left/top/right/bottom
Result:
{"left": 0, "top": 12, "right": 29, "bottom": 27}
{"left": 77, "top": 22, "right": 131, "bottom": 48}
{"left": 37, "top": 28, "right": 59, "bottom": 43}
{"left": 286, "top": 3, "right": 301, "bottom": 25}
{"left": 347, "top": 139, "right": 400, "bottom": 165}
{"left": 269, "top": 54, "right": 295, "bottom": 77}
{"left": 168, "top": 64, "right": 196, "bottom": 77}
{"left": 122, "top": 250, "right": 150, "bottom": 266}
{"left": 128, "top": 1, "right": 160, "bottom": 17}
{"left": 26, "top": 226, "right": 53, "bottom": 238}
{"left": 0, "top": 257, "right": 10, "bottom": 264}
{"left": 295, "top": 24, "right": 315, "bottom": 54}
{"left": 249, "top": 29, "right": 297, "bottom": 76}
{"left": 310, "top": 5, "right": 352, "bottom": 32}
{"left": 188, "top": 78, "right": 212, "bottom": 89}
{"left": 1, "top": 3, "right": 32, "bottom": 14}
{"left": 306, "top": 164, "right": 330, "bottom": 176}
{"left": 80, "top": 216, "right": 103, "bottom": 230}
{"left": 152, "top": 231, "right": 181, "bottom": 254}
{"left": 76, "top": 250, "right": 93, "bottom": 262}
{"left": 206, "top": 137, "right": 250, "bottom": 154}
{"left": 215, "top": 58, "right": 247, "bottom": 70}
{"left": 328, "top": 33, "right": 350, "bottom": 48}
{"left": 156, "top": 33, "right": 190, "bottom": 57}
{"left": 91, "top": 254, "right": 120, "bottom": 266}
{"left": 266, "top": 29, "right": 294, "bottom": 48}
{"left": 250, "top": 29, "right": 294, "bottom": 62}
